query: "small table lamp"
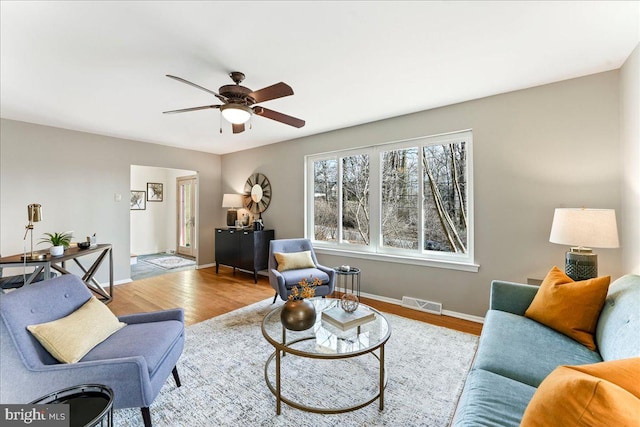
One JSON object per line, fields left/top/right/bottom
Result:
{"left": 549, "top": 208, "right": 619, "bottom": 281}
{"left": 222, "top": 194, "right": 244, "bottom": 227}
{"left": 22, "top": 203, "right": 45, "bottom": 260}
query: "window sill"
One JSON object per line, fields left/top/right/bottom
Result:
{"left": 313, "top": 247, "right": 480, "bottom": 272}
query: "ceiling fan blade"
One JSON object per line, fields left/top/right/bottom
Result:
{"left": 249, "top": 82, "right": 294, "bottom": 103}
{"left": 253, "top": 106, "right": 305, "bottom": 128}
{"left": 166, "top": 75, "right": 227, "bottom": 102}
{"left": 163, "top": 105, "right": 220, "bottom": 114}
{"left": 232, "top": 123, "right": 245, "bottom": 134}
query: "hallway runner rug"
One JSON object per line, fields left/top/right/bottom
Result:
{"left": 141, "top": 256, "right": 195, "bottom": 269}
{"left": 113, "top": 298, "right": 479, "bottom": 426}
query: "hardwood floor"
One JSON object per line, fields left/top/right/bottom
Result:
{"left": 108, "top": 265, "right": 482, "bottom": 335}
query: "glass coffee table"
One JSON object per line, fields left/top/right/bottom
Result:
{"left": 261, "top": 298, "right": 391, "bottom": 414}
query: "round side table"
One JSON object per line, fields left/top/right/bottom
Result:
{"left": 30, "top": 384, "right": 114, "bottom": 427}
{"left": 333, "top": 266, "right": 361, "bottom": 298}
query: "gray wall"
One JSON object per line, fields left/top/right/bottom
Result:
{"left": 620, "top": 44, "right": 640, "bottom": 274}
{"left": 222, "top": 71, "right": 624, "bottom": 318}
{"left": 0, "top": 119, "right": 221, "bottom": 282}
{"left": 1, "top": 64, "right": 634, "bottom": 318}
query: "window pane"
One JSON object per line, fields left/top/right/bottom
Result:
{"left": 342, "top": 154, "right": 370, "bottom": 245}
{"left": 381, "top": 147, "right": 419, "bottom": 249}
{"left": 423, "top": 142, "right": 468, "bottom": 253}
{"left": 313, "top": 159, "right": 338, "bottom": 242}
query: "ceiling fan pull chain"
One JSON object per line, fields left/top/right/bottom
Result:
{"left": 219, "top": 111, "right": 223, "bottom": 134}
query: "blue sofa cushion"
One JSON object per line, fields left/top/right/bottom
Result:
{"left": 596, "top": 274, "right": 640, "bottom": 361}
{"left": 474, "top": 310, "right": 602, "bottom": 387}
{"left": 82, "top": 320, "right": 183, "bottom": 377}
{"left": 452, "top": 368, "right": 536, "bottom": 427}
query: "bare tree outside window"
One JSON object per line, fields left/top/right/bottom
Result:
{"left": 306, "top": 131, "right": 472, "bottom": 265}
{"left": 313, "top": 159, "right": 338, "bottom": 241}
{"left": 423, "top": 142, "right": 467, "bottom": 253}
{"left": 382, "top": 148, "right": 419, "bottom": 249}
{"left": 342, "top": 155, "right": 370, "bottom": 245}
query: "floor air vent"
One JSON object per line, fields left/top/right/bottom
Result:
{"left": 401, "top": 296, "right": 442, "bottom": 315}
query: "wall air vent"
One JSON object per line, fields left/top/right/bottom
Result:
{"left": 401, "top": 296, "right": 443, "bottom": 315}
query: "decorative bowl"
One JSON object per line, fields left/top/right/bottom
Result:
{"left": 77, "top": 242, "right": 91, "bottom": 249}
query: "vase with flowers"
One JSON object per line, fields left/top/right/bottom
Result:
{"left": 280, "top": 276, "right": 322, "bottom": 331}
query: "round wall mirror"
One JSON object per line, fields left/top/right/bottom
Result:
{"left": 243, "top": 173, "right": 271, "bottom": 215}
{"left": 251, "top": 184, "right": 263, "bottom": 203}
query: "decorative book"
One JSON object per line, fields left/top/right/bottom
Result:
{"left": 321, "top": 305, "right": 375, "bottom": 331}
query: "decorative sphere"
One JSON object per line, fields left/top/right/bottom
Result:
{"left": 341, "top": 294, "right": 360, "bottom": 312}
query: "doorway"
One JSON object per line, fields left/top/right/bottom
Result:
{"left": 177, "top": 175, "right": 197, "bottom": 257}
{"left": 130, "top": 165, "right": 198, "bottom": 281}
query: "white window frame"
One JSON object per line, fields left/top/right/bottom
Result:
{"left": 304, "top": 130, "right": 478, "bottom": 272}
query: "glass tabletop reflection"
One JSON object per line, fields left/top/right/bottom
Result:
{"left": 261, "top": 298, "right": 391, "bottom": 357}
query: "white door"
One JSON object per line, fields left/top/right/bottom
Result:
{"left": 177, "top": 175, "right": 197, "bottom": 257}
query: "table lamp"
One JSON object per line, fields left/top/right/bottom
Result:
{"left": 549, "top": 208, "right": 619, "bottom": 281}
{"left": 222, "top": 194, "right": 244, "bottom": 226}
{"left": 22, "top": 203, "right": 45, "bottom": 260}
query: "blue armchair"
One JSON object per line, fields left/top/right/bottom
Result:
{"left": 0, "top": 274, "right": 184, "bottom": 427}
{"left": 268, "top": 238, "right": 335, "bottom": 302}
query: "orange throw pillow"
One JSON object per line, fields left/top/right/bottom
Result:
{"left": 521, "top": 358, "right": 640, "bottom": 427}
{"left": 525, "top": 266, "right": 610, "bottom": 351}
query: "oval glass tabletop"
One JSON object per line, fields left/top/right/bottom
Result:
{"left": 261, "top": 298, "right": 391, "bottom": 357}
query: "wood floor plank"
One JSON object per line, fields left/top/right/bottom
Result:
{"left": 109, "top": 266, "right": 482, "bottom": 335}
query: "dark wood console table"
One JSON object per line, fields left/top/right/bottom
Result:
{"left": 215, "top": 228, "right": 274, "bottom": 283}
{"left": 0, "top": 244, "right": 114, "bottom": 303}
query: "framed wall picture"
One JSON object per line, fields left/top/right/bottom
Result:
{"left": 131, "top": 190, "right": 146, "bottom": 210}
{"left": 147, "top": 182, "right": 163, "bottom": 202}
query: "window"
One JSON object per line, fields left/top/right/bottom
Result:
{"left": 306, "top": 130, "right": 475, "bottom": 270}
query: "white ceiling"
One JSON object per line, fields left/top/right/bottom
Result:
{"left": 1, "top": 1, "right": 638, "bottom": 155}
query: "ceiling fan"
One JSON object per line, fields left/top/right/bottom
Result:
{"left": 163, "top": 71, "right": 305, "bottom": 134}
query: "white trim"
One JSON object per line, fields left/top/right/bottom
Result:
{"left": 441, "top": 309, "right": 485, "bottom": 324}
{"left": 315, "top": 247, "right": 480, "bottom": 272}
{"left": 305, "top": 130, "right": 475, "bottom": 267}
{"left": 359, "top": 290, "right": 485, "bottom": 324}
{"left": 114, "top": 278, "right": 133, "bottom": 285}
{"left": 197, "top": 263, "right": 215, "bottom": 269}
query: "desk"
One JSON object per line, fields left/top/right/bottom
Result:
{"left": 0, "top": 244, "right": 114, "bottom": 303}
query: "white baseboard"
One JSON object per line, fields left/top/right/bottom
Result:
{"left": 197, "top": 263, "right": 215, "bottom": 269}
{"left": 358, "top": 290, "right": 485, "bottom": 324}
{"left": 114, "top": 278, "right": 132, "bottom": 285}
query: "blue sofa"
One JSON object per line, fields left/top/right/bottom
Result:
{"left": 0, "top": 274, "right": 185, "bottom": 427}
{"left": 452, "top": 274, "right": 640, "bottom": 426}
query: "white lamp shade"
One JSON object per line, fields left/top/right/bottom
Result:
{"left": 220, "top": 104, "right": 252, "bottom": 124}
{"left": 549, "top": 208, "right": 619, "bottom": 248}
{"left": 222, "top": 193, "right": 244, "bottom": 209}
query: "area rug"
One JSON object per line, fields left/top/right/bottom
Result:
{"left": 141, "top": 256, "right": 195, "bottom": 270}
{"left": 113, "top": 299, "right": 478, "bottom": 427}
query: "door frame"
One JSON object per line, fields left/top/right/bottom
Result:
{"left": 176, "top": 174, "right": 199, "bottom": 260}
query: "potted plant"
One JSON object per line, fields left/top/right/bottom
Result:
{"left": 39, "top": 231, "right": 72, "bottom": 256}
{"left": 280, "top": 276, "right": 322, "bottom": 331}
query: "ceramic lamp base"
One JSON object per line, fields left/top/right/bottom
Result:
{"left": 226, "top": 209, "right": 237, "bottom": 227}
{"left": 565, "top": 248, "right": 597, "bottom": 281}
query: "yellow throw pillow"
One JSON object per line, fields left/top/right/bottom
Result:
{"left": 274, "top": 251, "right": 315, "bottom": 272}
{"left": 524, "top": 266, "right": 610, "bottom": 350}
{"left": 27, "top": 296, "right": 126, "bottom": 363}
{"left": 521, "top": 358, "right": 640, "bottom": 427}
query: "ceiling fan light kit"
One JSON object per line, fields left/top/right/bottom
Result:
{"left": 164, "top": 71, "right": 305, "bottom": 134}
{"left": 220, "top": 104, "right": 252, "bottom": 124}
